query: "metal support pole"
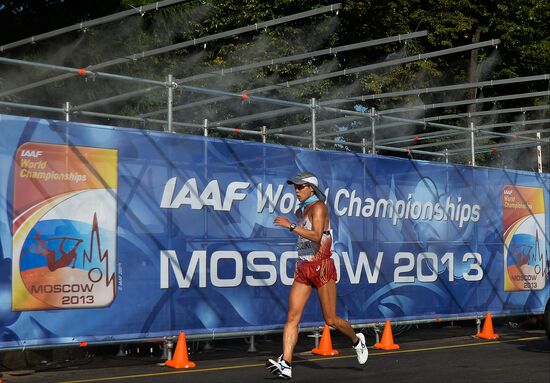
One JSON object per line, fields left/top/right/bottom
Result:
{"left": 247, "top": 335, "right": 257, "bottom": 352}
{"left": 362, "top": 137, "right": 367, "bottom": 154}
{"left": 470, "top": 121, "right": 476, "bottom": 166}
{"left": 445, "top": 148, "right": 449, "bottom": 164}
{"left": 536, "top": 132, "right": 543, "bottom": 173}
{"left": 311, "top": 98, "right": 317, "bottom": 150}
{"left": 63, "top": 101, "right": 70, "bottom": 121}
{"left": 166, "top": 74, "right": 173, "bottom": 133}
{"left": 370, "top": 108, "right": 377, "bottom": 155}
{"left": 203, "top": 119, "right": 208, "bottom": 137}
{"left": 374, "top": 324, "right": 381, "bottom": 344}
{"left": 261, "top": 125, "right": 267, "bottom": 143}
{"left": 307, "top": 327, "right": 322, "bottom": 348}
{"left": 116, "top": 344, "right": 127, "bottom": 357}
{"left": 162, "top": 336, "right": 175, "bottom": 360}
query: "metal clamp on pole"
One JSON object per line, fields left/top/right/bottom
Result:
{"left": 261, "top": 125, "right": 267, "bottom": 143}
{"left": 63, "top": 101, "right": 71, "bottom": 122}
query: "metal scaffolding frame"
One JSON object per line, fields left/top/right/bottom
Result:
{"left": 163, "top": 38, "right": 501, "bottom": 119}
{"left": 182, "top": 71, "right": 546, "bottom": 129}
{"left": 75, "top": 30, "right": 428, "bottom": 114}
{"left": 0, "top": 1, "right": 548, "bottom": 351}
{"left": 0, "top": 3, "right": 342, "bottom": 98}
{"left": 0, "top": 1, "right": 548, "bottom": 172}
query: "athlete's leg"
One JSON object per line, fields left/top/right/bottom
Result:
{"left": 283, "top": 281, "right": 312, "bottom": 363}
{"left": 317, "top": 279, "right": 358, "bottom": 343}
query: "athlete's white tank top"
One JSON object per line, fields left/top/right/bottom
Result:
{"left": 296, "top": 210, "right": 333, "bottom": 262}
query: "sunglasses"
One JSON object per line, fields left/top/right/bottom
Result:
{"left": 294, "top": 183, "right": 309, "bottom": 190}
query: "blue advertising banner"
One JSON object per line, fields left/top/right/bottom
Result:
{"left": 0, "top": 113, "right": 549, "bottom": 348}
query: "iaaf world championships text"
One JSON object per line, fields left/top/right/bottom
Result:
{"left": 161, "top": 178, "right": 481, "bottom": 228}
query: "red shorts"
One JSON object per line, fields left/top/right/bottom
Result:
{"left": 294, "top": 258, "right": 337, "bottom": 288}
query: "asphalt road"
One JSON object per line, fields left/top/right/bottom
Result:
{"left": 2, "top": 322, "right": 549, "bottom": 383}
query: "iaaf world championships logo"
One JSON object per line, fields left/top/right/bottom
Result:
{"left": 502, "top": 185, "right": 547, "bottom": 292}
{"left": 17, "top": 213, "right": 116, "bottom": 309}
{"left": 12, "top": 142, "right": 119, "bottom": 311}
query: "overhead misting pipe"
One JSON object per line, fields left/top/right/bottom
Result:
{"left": 314, "top": 137, "right": 446, "bottom": 157}
{"left": 378, "top": 128, "right": 462, "bottom": 145}
{"left": 166, "top": 74, "right": 174, "bottom": 133}
{"left": 213, "top": 127, "right": 263, "bottom": 136}
{"left": 447, "top": 140, "right": 545, "bottom": 156}
{"left": 210, "top": 85, "right": 546, "bottom": 135}
{"left": 179, "top": 84, "right": 310, "bottom": 109}
{"left": 402, "top": 135, "right": 499, "bottom": 151}
{"left": 271, "top": 115, "right": 364, "bottom": 135}
{"left": 272, "top": 133, "right": 316, "bottom": 142}
{"left": 0, "top": 101, "right": 62, "bottom": 114}
{"left": 311, "top": 98, "right": 317, "bottom": 150}
{"left": 76, "top": 110, "right": 201, "bottom": 129}
{"left": 479, "top": 119, "right": 550, "bottom": 129}
{"left": 380, "top": 124, "right": 548, "bottom": 147}
{"left": 0, "top": 56, "right": 167, "bottom": 87}
{"left": 180, "top": 31, "right": 428, "bottom": 85}
{"left": 76, "top": 88, "right": 162, "bottom": 112}
{"left": 0, "top": 3, "right": 342, "bottom": 99}
{"left": 370, "top": 108, "right": 377, "bottom": 155}
{"left": 127, "top": 31, "right": 428, "bottom": 118}
{"left": 382, "top": 115, "right": 472, "bottom": 134}
{"left": 139, "top": 35, "right": 498, "bottom": 121}
{"left": 251, "top": 39, "right": 500, "bottom": 97}
{"left": 477, "top": 118, "right": 550, "bottom": 133}
{"left": 536, "top": 132, "right": 543, "bottom": 173}
{"left": 470, "top": 122, "right": 476, "bottom": 166}
{"left": 345, "top": 74, "right": 549, "bottom": 103}
{"left": 425, "top": 104, "right": 550, "bottom": 123}
{"left": 378, "top": 90, "right": 550, "bottom": 116}
{"left": 0, "top": 100, "right": 203, "bottom": 130}
{"left": 373, "top": 144, "right": 445, "bottom": 157}
{"left": 0, "top": 0, "right": 186, "bottom": 52}
{"left": 381, "top": 123, "right": 548, "bottom": 149}
{"left": 145, "top": 37, "right": 500, "bottom": 122}
{"left": 63, "top": 102, "right": 71, "bottom": 122}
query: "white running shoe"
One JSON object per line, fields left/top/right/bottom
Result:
{"left": 354, "top": 333, "right": 368, "bottom": 365}
{"left": 266, "top": 355, "right": 292, "bottom": 379}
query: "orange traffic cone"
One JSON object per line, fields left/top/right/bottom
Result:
{"left": 374, "top": 320, "right": 400, "bottom": 350}
{"left": 476, "top": 313, "right": 500, "bottom": 340}
{"left": 312, "top": 324, "right": 339, "bottom": 356}
{"left": 165, "top": 332, "right": 196, "bottom": 369}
